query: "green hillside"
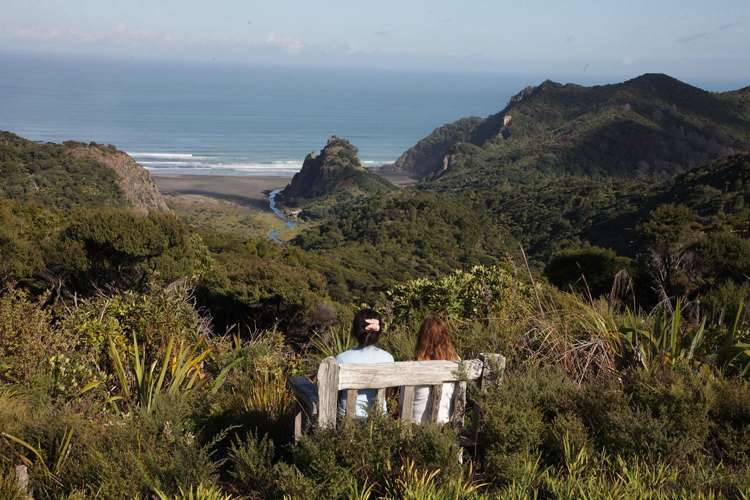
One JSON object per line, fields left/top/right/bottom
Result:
{"left": 2, "top": 81, "right": 750, "bottom": 498}
{"left": 395, "top": 74, "right": 750, "bottom": 182}
{"left": 0, "top": 131, "right": 167, "bottom": 213}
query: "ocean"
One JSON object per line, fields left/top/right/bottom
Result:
{"left": 0, "top": 52, "right": 536, "bottom": 176}
{"left": 1, "top": 53, "right": 743, "bottom": 177}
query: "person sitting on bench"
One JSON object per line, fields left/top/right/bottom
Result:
{"left": 411, "top": 315, "right": 459, "bottom": 424}
{"left": 335, "top": 309, "right": 394, "bottom": 418}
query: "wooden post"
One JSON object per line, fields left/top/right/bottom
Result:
{"left": 317, "top": 357, "right": 340, "bottom": 429}
{"left": 345, "top": 389, "right": 358, "bottom": 420}
{"left": 449, "top": 381, "right": 467, "bottom": 424}
{"left": 376, "top": 388, "right": 386, "bottom": 413}
{"left": 293, "top": 410, "right": 303, "bottom": 442}
{"left": 15, "top": 464, "right": 32, "bottom": 500}
{"left": 428, "top": 384, "right": 443, "bottom": 423}
{"left": 399, "top": 386, "right": 415, "bottom": 423}
{"left": 479, "top": 353, "right": 506, "bottom": 391}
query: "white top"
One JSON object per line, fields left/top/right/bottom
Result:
{"left": 335, "top": 345, "right": 394, "bottom": 418}
{"left": 412, "top": 382, "right": 455, "bottom": 424}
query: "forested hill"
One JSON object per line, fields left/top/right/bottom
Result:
{"left": 279, "top": 136, "right": 394, "bottom": 207}
{"left": 0, "top": 131, "right": 167, "bottom": 213}
{"left": 394, "top": 74, "right": 750, "bottom": 182}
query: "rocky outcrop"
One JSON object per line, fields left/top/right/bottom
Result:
{"left": 280, "top": 136, "right": 394, "bottom": 205}
{"left": 67, "top": 145, "right": 169, "bottom": 214}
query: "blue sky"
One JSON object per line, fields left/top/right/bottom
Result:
{"left": 2, "top": 0, "right": 749, "bottom": 80}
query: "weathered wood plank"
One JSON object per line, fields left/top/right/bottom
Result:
{"left": 317, "top": 357, "right": 340, "bottom": 429}
{"left": 337, "top": 360, "right": 483, "bottom": 390}
{"left": 376, "top": 388, "right": 386, "bottom": 412}
{"left": 399, "top": 386, "right": 415, "bottom": 423}
{"left": 450, "top": 381, "right": 467, "bottom": 424}
{"left": 428, "top": 384, "right": 443, "bottom": 423}
{"left": 345, "top": 389, "right": 357, "bottom": 420}
{"left": 479, "top": 353, "right": 507, "bottom": 391}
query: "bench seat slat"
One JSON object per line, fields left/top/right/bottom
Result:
{"left": 337, "top": 360, "right": 483, "bottom": 390}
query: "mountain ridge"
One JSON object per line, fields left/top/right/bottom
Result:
{"left": 393, "top": 73, "right": 750, "bottom": 181}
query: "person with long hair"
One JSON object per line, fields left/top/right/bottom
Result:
{"left": 411, "top": 314, "right": 459, "bottom": 424}
{"left": 335, "top": 308, "right": 394, "bottom": 418}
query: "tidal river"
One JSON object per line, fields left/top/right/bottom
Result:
{"left": 267, "top": 189, "right": 296, "bottom": 243}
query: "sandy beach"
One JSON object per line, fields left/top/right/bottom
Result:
{"left": 152, "top": 174, "right": 292, "bottom": 211}
{"left": 152, "top": 171, "right": 417, "bottom": 212}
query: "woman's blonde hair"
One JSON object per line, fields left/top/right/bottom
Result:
{"left": 415, "top": 315, "right": 458, "bottom": 361}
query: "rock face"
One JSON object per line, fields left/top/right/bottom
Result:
{"left": 392, "top": 117, "right": 483, "bottom": 179}
{"left": 280, "top": 136, "right": 394, "bottom": 205}
{"left": 67, "top": 145, "right": 169, "bottom": 214}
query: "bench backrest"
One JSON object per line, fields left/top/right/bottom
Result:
{"left": 316, "top": 354, "right": 504, "bottom": 428}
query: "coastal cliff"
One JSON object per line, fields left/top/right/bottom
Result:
{"left": 67, "top": 144, "right": 169, "bottom": 214}
{"left": 0, "top": 131, "right": 168, "bottom": 213}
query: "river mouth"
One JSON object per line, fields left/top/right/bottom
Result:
{"left": 267, "top": 189, "right": 296, "bottom": 242}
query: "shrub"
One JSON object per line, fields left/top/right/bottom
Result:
{"left": 545, "top": 245, "right": 632, "bottom": 297}
{"left": 0, "top": 288, "right": 55, "bottom": 384}
{"left": 2, "top": 395, "right": 219, "bottom": 499}
{"left": 202, "top": 330, "right": 301, "bottom": 446}
{"left": 0, "top": 467, "right": 25, "bottom": 500}
{"left": 57, "top": 284, "right": 210, "bottom": 369}
{"left": 385, "top": 263, "right": 530, "bottom": 325}
{"left": 473, "top": 365, "right": 577, "bottom": 484}
{"left": 227, "top": 433, "right": 280, "bottom": 499}
{"left": 58, "top": 208, "right": 212, "bottom": 292}
{"left": 290, "top": 416, "right": 464, "bottom": 498}
{"left": 707, "top": 376, "right": 750, "bottom": 467}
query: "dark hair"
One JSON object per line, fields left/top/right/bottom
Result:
{"left": 351, "top": 308, "right": 383, "bottom": 347}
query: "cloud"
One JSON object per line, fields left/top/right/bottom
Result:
{"left": 266, "top": 32, "right": 305, "bottom": 54}
{"left": 675, "top": 32, "right": 710, "bottom": 44}
{"left": 621, "top": 55, "right": 634, "bottom": 66}
{"left": 372, "top": 30, "right": 388, "bottom": 37}
{"left": 675, "top": 21, "right": 742, "bottom": 43}
{"left": 717, "top": 22, "right": 741, "bottom": 31}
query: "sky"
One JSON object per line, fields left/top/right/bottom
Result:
{"left": 2, "top": 0, "right": 749, "bottom": 82}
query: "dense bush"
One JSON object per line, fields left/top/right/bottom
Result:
{"left": 0, "top": 288, "right": 55, "bottom": 384}
{"left": 59, "top": 208, "right": 212, "bottom": 291}
{"left": 545, "top": 245, "right": 632, "bottom": 297}
{"left": 0, "top": 132, "right": 123, "bottom": 210}
{"left": 472, "top": 364, "right": 750, "bottom": 496}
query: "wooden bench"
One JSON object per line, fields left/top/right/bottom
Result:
{"left": 288, "top": 353, "right": 505, "bottom": 441}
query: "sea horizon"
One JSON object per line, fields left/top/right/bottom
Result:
{"left": 2, "top": 51, "right": 748, "bottom": 177}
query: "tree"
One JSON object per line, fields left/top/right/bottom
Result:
{"left": 545, "top": 246, "right": 632, "bottom": 297}
{"left": 640, "top": 204, "right": 702, "bottom": 301}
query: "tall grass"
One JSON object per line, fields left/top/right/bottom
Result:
{"left": 385, "top": 458, "right": 487, "bottom": 500}
{"left": 520, "top": 287, "right": 621, "bottom": 384}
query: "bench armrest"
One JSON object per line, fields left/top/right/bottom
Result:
{"left": 288, "top": 375, "right": 318, "bottom": 418}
